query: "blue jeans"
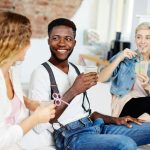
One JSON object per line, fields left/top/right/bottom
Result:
{"left": 53, "top": 117, "right": 150, "bottom": 150}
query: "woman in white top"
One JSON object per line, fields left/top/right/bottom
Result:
{"left": 0, "top": 11, "right": 56, "bottom": 149}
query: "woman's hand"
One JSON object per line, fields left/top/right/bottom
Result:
{"left": 136, "top": 73, "right": 150, "bottom": 95}
{"left": 144, "top": 84, "right": 150, "bottom": 94}
{"left": 33, "top": 101, "right": 56, "bottom": 123}
{"left": 118, "top": 48, "right": 137, "bottom": 61}
{"left": 137, "top": 73, "right": 149, "bottom": 85}
{"left": 20, "top": 101, "right": 56, "bottom": 135}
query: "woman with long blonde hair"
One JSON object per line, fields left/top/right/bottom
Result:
{"left": 0, "top": 11, "right": 55, "bottom": 149}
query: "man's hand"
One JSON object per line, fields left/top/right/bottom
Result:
{"left": 50, "top": 72, "right": 98, "bottom": 123}
{"left": 72, "top": 72, "right": 98, "bottom": 95}
{"left": 90, "top": 111, "right": 145, "bottom": 128}
{"left": 112, "top": 116, "right": 144, "bottom": 128}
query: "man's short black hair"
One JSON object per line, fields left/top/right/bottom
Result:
{"left": 48, "top": 18, "right": 77, "bottom": 38}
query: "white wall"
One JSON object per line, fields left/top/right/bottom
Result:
{"left": 20, "top": 38, "right": 50, "bottom": 83}
{"left": 121, "top": 0, "right": 134, "bottom": 41}
{"left": 20, "top": 0, "right": 99, "bottom": 83}
{"left": 20, "top": 0, "right": 150, "bottom": 83}
{"left": 130, "top": 0, "right": 150, "bottom": 49}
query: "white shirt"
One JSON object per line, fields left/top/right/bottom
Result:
{"left": 0, "top": 67, "right": 28, "bottom": 149}
{"left": 28, "top": 62, "right": 89, "bottom": 146}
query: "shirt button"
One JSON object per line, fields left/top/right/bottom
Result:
{"left": 126, "top": 88, "right": 129, "bottom": 91}
{"left": 131, "top": 77, "right": 134, "bottom": 80}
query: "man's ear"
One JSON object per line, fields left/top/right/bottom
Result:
{"left": 73, "top": 39, "right": 76, "bottom": 47}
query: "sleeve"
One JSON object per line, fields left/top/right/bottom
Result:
{"left": 0, "top": 123, "right": 23, "bottom": 149}
{"left": 108, "top": 52, "right": 122, "bottom": 81}
{"left": 0, "top": 69, "right": 24, "bottom": 149}
{"left": 28, "top": 66, "right": 53, "bottom": 133}
{"left": 28, "top": 66, "right": 51, "bottom": 101}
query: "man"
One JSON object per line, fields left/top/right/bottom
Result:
{"left": 29, "top": 18, "right": 150, "bottom": 150}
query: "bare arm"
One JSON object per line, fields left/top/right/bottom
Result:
{"left": 50, "top": 72, "right": 98, "bottom": 123}
{"left": 98, "top": 49, "right": 137, "bottom": 82}
{"left": 21, "top": 97, "right": 56, "bottom": 134}
{"left": 98, "top": 55, "right": 122, "bottom": 82}
{"left": 90, "top": 111, "right": 143, "bottom": 128}
{"left": 19, "top": 111, "right": 38, "bottom": 134}
{"left": 24, "top": 96, "right": 40, "bottom": 111}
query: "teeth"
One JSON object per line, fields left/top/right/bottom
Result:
{"left": 57, "top": 50, "right": 67, "bottom": 53}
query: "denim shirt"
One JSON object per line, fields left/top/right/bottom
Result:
{"left": 109, "top": 52, "right": 150, "bottom": 97}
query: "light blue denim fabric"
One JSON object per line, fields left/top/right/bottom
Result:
{"left": 53, "top": 117, "right": 150, "bottom": 150}
{"left": 109, "top": 52, "right": 150, "bottom": 97}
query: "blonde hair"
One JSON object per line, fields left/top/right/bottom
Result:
{"left": 135, "top": 22, "right": 150, "bottom": 60}
{"left": 0, "top": 11, "right": 32, "bottom": 64}
{"left": 135, "top": 22, "right": 150, "bottom": 34}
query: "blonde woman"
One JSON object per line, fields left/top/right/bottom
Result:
{"left": 99, "top": 22, "right": 150, "bottom": 120}
{"left": 0, "top": 11, "right": 56, "bottom": 149}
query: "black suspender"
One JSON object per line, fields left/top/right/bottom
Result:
{"left": 69, "top": 62, "right": 91, "bottom": 115}
{"left": 69, "top": 62, "right": 80, "bottom": 75}
{"left": 42, "top": 62, "right": 59, "bottom": 99}
{"left": 42, "top": 62, "right": 91, "bottom": 115}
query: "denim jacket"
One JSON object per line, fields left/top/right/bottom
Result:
{"left": 109, "top": 52, "right": 150, "bottom": 97}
